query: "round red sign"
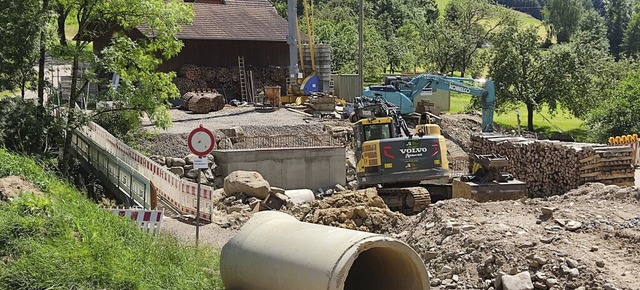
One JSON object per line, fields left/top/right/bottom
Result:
{"left": 187, "top": 125, "right": 215, "bottom": 157}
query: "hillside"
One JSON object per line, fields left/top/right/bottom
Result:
{"left": 0, "top": 149, "right": 224, "bottom": 289}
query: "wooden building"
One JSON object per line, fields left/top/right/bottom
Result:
{"left": 93, "top": 0, "right": 291, "bottom": 72}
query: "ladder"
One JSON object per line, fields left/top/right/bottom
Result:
{"left": 238, "top": 56, "right": 247, "bottom": 102}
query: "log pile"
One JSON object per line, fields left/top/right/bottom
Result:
{"left": 180, "top": 91, "right": 226, "bottom": 114}
{"left": 471, "top": 133, "right": 636, "bottom": 197}
{"left": 173, "top": 64, "right": 288, "bottom": 98}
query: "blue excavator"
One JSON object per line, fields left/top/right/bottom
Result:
{"left": 361, "top": 74, "right": 496, "bottom": 132}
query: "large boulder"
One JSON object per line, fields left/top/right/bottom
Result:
{"left": 224, "top": 171, "right": 271, "bottom": 199}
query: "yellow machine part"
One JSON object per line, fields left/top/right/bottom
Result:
{"left": 356, "top": 140, "right": 382, "bottom": 174}
{"left": 356, "top": 117, "right": 394, "bottom": 126}
{"left": 416, "top": 124, "right": 441, "bottom": 136}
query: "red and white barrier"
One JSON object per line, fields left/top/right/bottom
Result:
{"left": 85, "top": 123, "right": 214, "bottom": 221}
{"left": 111, "top": 208, "right": 164, "bottom": 236}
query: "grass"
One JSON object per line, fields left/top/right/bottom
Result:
{"left": 446, "top": 94, "right": 588, "bottom": 141}
{"left": 0, "top": 149, "right": 224, "bottom": 289}
{"left": 0, "top": 90, "right": 18, "bottom": 98}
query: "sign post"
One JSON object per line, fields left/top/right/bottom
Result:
{"left": 187, "top": 125, "right": 215, "bottom": 246}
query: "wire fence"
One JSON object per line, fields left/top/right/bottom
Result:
{"left": 227, "top": 134, "right": 346, "bottom": 150}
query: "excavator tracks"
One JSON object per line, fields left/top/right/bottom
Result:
{"left": 377, "top": 186, "right": 431, "bottom": 215}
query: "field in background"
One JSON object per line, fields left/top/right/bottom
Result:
{"left": 447, "top": 94, "right": 587, "bottom": 141}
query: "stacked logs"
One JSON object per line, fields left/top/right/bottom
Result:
{"left": 173, "top": 64, "right": 288, "bottom": 97}
{"left": 470, "top": 133, "right": 636, "bottom": 197}
{"left": 180, "top": 91, "right": 226, "bottom": 114}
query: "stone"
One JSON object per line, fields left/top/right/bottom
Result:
{"left": 441, "top": 265, "right": 453, "bottom": 273}
{"left": 334, "top": 184, "right": 347, "bottom": 192}
{"left": 203, "top": 169, "right": 215, "bottom": 181}
{"left": 545, "top": 278, "right": 557, "bottom": 288}
{"left": 461, "top": 224, "right": 476, "bottom": 231}
{"left": 184, "top": 165, "right": 194, "bottom": 171}
{"left": 501, "top": 272, "right": 534, "bottom": 290}
{"left": 430, "top": 278, "right": 442, "bottom": 287}
{"left": 223, "top": 171, "right": 271, "bottom": 199}
{"left": 169, "top": 166, "right": 185, "bottom": 177}
{"left": 565, "top": 258, "right": 578, "bottom": 268}
{"left": 213, "top": 177, "right": 224, "bottom": 188}
{"left": 442, "top": 279, "right": 453, "bottom": 285}
{"left": 270, "top": 186, "right": 286, "bottom": 194}
{"left": 347, "top": 180, "right": 359, "bottom": 190}
{"left": 184, "top": 154, "right": 198, "bottom": 165}
{"left": 165, "top": 157, "right": 173, "bottom": 167}
{"left": 172, "top": 158, "right": 187, "bottom": 167}
{"left": 214, "top": 164, "right": 223, "bottom": 176}
{"left": 590, "top": 246, "right": 599, "bottom": 252}
{"left": 603, "top": 283, "right": 618, "bottom": 290}
{"left": 541, "top": 207, "right": 556, "bottom": 216}
{"left": 533, "top": 282, "right": 547, "bottom": 289}
{"left": 568, "top": 268, "right": 579, "bottom": 277}
{"left": 565, "top": 220, "right": 582, "bottom": 231}
{"left": 452, "top": 274, "right": 459, "bottom": 282}
{"left": 534, "top": 272, "right": 546, "bottom": 281}
{"left": 540, "top": 236, "right": 555, "bottom": 244}
{"left": 206, "top": 154, "right": 215, "bottom": 163}
{"left": 534, "top": 255, "right": 548, "bottom": 266}
{"left": 495, "top": 272, "right": 506, "bottom": 290}
{"left": 186, "top": 168, "right": 200, "bottom": 179}
{"left": 596, "top": 260, "right": 605, "bottom": 267}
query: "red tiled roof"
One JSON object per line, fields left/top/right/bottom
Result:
{"left": 176, "top": 2, "right": 289, "bottom": 42}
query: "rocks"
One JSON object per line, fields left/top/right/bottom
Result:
{"left": 596, "top": 260, "right": 605, "bottom": 267}
{"left": 540, "top": 207, "right": 556, "bottom": 216}
{"left": 169, "top": 166, "right": 185, "bottom": 177}
{"left": 565, "top": 220, "right": 583, "bottom": 231}
{"left": 153, "top": 153, "right": 225, "bottom": 188}
{"left": 568, "top": 268, "right": 580, "bottom": 277}
{"left": 224, "top": 171, "right": 271, "bottom": 199}
{"left": 500, "top": 271, "right": 534, "bottom": 290}
{"left": 172, "top": 158, "right": 187, "bottom": 167}
{"left": 185, "top": 168, "right": 200, "bottom": 179}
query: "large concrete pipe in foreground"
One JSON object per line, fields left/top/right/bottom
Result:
{"left": 220, "top": 211, "right": 430, "bottom": 290}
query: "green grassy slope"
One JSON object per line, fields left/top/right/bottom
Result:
{"left": 0, "top": 150, "right": 224, "bottom": 289}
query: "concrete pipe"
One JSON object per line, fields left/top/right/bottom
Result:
{"left": 220, "top": 211, "right": 430, "bottom": 290}
{"left": 283, "top": 189, "right": 315, "bottom": 204}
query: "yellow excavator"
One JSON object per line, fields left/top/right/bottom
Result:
{"left": 353, "top": 96, "right": 527, "bottom": 214}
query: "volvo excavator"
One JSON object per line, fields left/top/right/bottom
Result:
{"left": 353, "top": 78, "right": 527, "bottom": 214}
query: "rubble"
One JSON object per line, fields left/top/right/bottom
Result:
{"left": 223, "top": 171, "right": 271, "bottom": 199}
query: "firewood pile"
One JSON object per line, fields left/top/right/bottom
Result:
{"left": 173, "top": 64, "right": 288, "bottom": 98}
{"left": 180, "top": 91, "right": 226, "bottom": 114}
{"left": 470, "top": 133, "right": 636, "bottom": 197}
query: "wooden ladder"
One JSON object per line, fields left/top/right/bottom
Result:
{"left": 238, "top": 56, "right": 247, "bottom": 102}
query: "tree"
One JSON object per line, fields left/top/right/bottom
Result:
{"left": 623, "top": 13, "right": 640, "bottom": 57}
{"left": 0, "top": 0, "right": 42, "bottom": 96}
{"left": 543, "top": 0, "right": 584, "bottom": 43}
{"left": 440, "top": 0, "right": 514, "bottom": 76}
{"left": 605, "top": 0, "right": 632, "bottom": 59}
{"left": 488, "top": 23, "right": 580, "bottom": 131}
{"left": 586, "top": 68, "right": 640, "bottom": 142}
{"left": 56, "top": 0, "right": 192, "bottom": 174}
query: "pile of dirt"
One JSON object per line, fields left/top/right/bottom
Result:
{"left": 393, "top": 183, "right": 640, "bottom": 289}
{"left": 0, "top": 176, "right": 43, "bottom": 201}
{"left": 285, "top": 188, "right": 408, "bottom": 234}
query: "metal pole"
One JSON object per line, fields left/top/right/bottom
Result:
{"left": 196, "top": 168, "right": 201, "bottom": 247}
{"left": 358, "top": 0, "right": 364, "bottom": 92}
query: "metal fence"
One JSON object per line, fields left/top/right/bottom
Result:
{"left": 228, "top": 134, "right": 345, "bottom": 150}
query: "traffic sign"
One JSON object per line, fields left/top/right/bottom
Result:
{"left": 188, "top": 125, "right": 215, "bottom": 157}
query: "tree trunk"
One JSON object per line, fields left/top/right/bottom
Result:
{"left": 21, "top": 82, "right": 25, "bottom": 100}
{"left": 60, "top": 41, "right": 81, "bottom": 175}
{"left": 37, "top": 0, "right": 49, "bottom": 108}
{"left": 57, "top": 8, "right": 68, "bottom": 46}
{"left": 526, "top": 102, "right": 535, "bottom": 132}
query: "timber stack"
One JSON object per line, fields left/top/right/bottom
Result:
{"left": 173, "top": 64, "right": 288, "bottom": 97}
{"left": 180, "top": 90, "right": 226, "bottom": 114}
{"left": 471, "top": 133, "right": 635, "bottom": 197}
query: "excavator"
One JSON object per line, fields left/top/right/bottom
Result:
{"left": 361, "top": 74, "right": 497, "bottom": 132}
{"left": 353, "top": 79, "right": 527, "bottom": 214}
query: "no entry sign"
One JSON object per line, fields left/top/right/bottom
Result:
{"left": 188, "top": 125, "right": 215, "bottom": 157}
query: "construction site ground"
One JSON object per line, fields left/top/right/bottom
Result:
{"left": 141, "top": 106, "right": 639, "bottom": 289}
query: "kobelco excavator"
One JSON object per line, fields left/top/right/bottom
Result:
{"left": 353, "top": 82, "right": 527, "bottom": 214}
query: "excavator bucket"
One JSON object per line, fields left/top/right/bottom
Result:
{"left": 452, "top": 178, "right": 527, "bottom": 202}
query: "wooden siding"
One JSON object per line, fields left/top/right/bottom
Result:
{"left": 158, "top": 39, "right": 289, "bottom": 72}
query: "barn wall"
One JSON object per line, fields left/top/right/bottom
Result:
{"left": 158, "top": 39, "right": 289, "bottom": 72}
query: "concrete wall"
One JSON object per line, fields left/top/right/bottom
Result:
{"left": 212, "top": 147, "right": 346, "bottom": 190}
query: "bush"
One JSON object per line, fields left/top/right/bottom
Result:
{"left": 585, "top": 69, "right": 640, "bottom": 142}
{"left": 0, "top": 149, "right": 224, "bottom": 289}
{"left": 0, "top": 98, "right": 64, "bottom": 156}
